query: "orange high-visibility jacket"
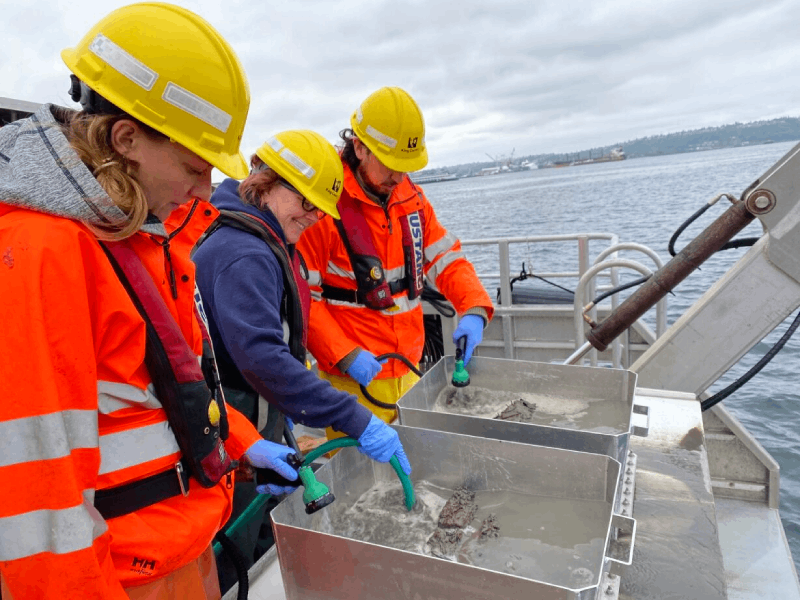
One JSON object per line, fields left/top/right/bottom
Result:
{"left": 297, "top": 163, "right": 494, "bottom": 379}
{"left": 0, "top": 202, "right": 260, "bottom": 599}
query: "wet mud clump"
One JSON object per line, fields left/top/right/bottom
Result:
{"left": 438, "top": 486, "right": 478, "bottom": 528}
{"left": 494, "top": 398, "right": 537, "bottom": 422}
{"left": 427, "top": 528, "right": 464, "bottom": 558}
{"left": 426, "top": 486, "right": 489, "bottom": 559}
{"left": 478, "top": 514, "right": 499, "bottom": 539}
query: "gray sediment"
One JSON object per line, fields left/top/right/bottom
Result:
{"left": 426, "top": 485, "right": 483, "bottom": 558}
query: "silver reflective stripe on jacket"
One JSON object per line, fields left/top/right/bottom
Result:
{"left": 426, "top": 248, "right": 467, "bottom": 282}
{"left": 0, "top": 489, "right": 107, "bottom": 561}
{"left": 0, "top": 409, "right": 98, "bottom": 468}
{"left": 98, "top": 421, "right": 180, "bottom": 476}
{"left": 98, "top": 380, "right": 163, "bottom": 414}
{"left": 424, "top": 231, "right": 458, "bottom": 262}
{"left": 323, "top": 294, "right": 421, "bottom": 315}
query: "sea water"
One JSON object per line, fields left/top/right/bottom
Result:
{"left": 423, "top": 141, "right": 800, "bottom": 570}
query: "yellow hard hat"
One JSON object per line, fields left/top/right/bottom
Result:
{"left": 350, "top": 87, "right": 428, "bottom": 173}
{"left": 61, "top": 3, "right": 250, "bottom": 179}
{"left": 255, "top": 131, "right": 344, "bottom": 219}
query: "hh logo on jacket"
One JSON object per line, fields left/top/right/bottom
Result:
{"left": 131, "top": 556, "right": 157, "bottom": 575}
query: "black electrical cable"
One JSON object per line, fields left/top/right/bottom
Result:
{"left": 592, "top": 275, "right": 651, "bottom": 306}
{"left": 669, "top": 203, "right": 712, "bottom": 257}
{"left": 507, "top": 262, "right": 575, "bottom": 296}
{"left": 720, "top": 237, "right": 759, "bottom": 251}
{"left": 359, "top": 353, "right": 425, "bottom": 410}
{"left": 421, "top": 283, "right": 456, "bottom": 317}
{"left": 528, "top": 274, "right": 575, "bottom": 295}
{"left": 214, "top": 531, "right": 249, "bottom": 600}
{"left": 701, "top": 309, "right": 800, "bottom": 411}
{"left": 421, "top": 314, "right": 445, "bottom": 371}
{"left": 669, "top": 196, "right": 759, "bottom": 257}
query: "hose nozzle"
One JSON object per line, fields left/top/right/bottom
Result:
{"left": 298, "top": 467, "right": 335, "bottom": 514}
{"left": 452, "top": 336, "right": 471, "bottom": 388}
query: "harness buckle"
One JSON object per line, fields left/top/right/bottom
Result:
{"left": 175, "top": 462, "right": 189, "bottom": 496}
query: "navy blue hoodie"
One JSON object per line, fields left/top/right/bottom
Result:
{"left": 193, "top": 178, "right": 371, "bottom": 438}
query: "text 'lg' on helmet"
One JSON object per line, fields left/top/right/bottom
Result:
{"left": 350, "top": 87, "right": 428, "bottom": 173}
{"left": 255, "top": 131, "right": 344, "bottom": 219}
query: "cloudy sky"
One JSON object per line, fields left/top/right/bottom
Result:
{"left": 4, "top": 0, "right": 800, "bottom": 170}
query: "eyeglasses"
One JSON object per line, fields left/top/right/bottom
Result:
{"left": 277, "top": 179, "right": 316, "bottom": 212}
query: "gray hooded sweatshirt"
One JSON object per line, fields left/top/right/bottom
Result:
{"left": 0, "top": 103, "right": 165, "bottom": 237}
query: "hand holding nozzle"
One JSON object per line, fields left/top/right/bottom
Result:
{"left": 254, "top": 452, "right": 303, "bottom": 496}
{"left": 245, "top": 438, "right": 299, "bottom": 496}
{"left": 451, "top": 335, "right": 471, "bottom": 388}
{"left": 452, "top": 314, "right": 484, "bottom": 365}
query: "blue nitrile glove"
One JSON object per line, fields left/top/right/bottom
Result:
{"left": 453, "top": 314, "right": 484, "bottom": 364}
{"left": 346, "top": 350, "right": 386, "bottom": 387}
{"left": 357, "top": 415, "right": 412, "bottom": 475}
{"left": 246, "top": 439, "right": 299, "bottom": 496}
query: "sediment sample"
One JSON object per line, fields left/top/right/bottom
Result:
{"left": 494, "top": 398, "right": 537, "bottom": 422}
{"left": 437, "top": 486, "right": 478, "bottom": 529}
{"left": 478, "top": 513, "right": 500, "bottom": 539}
{"left": 426, "top": 485, "right": 481, "bottom": 559}
{"left": 426, "top": 527, "right": 464, "bottom": 558}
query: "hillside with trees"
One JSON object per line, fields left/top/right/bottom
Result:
{"left": 421, "top": 117, "right": 800, "bottom": 179}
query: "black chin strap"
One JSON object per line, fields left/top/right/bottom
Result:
{"left": 68, "top": 74, "right": 123, "bottom": 115}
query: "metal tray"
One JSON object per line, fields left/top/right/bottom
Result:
{"left": 396, "top": 357, "right": 646, "bottom": 470}
{"left": 271, "top": 425, "right": 635, "bottom": 600}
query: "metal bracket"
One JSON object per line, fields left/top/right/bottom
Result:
{"left": 607, "top": 513, "right": 637, "bottom": 566}
{"left": 631, "top": 404, "right": 650, "bottom": 437}
{"left": 598, "top": 570, "right": 621, "bottom": 599}
{"left": 619, "top": 450, "right": 637, "bottom": 517}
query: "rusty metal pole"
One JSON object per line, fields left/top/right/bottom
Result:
{"left": 586, "top": 194, "right": 770, "bottom": 352}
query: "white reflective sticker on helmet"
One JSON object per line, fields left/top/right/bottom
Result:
{"left": 89, "top": 34, "right": 158, "bottom": 91}
{"left": 267, "top": 136, "right": 283, "bottom": 152}
{"left": 162, "top": 82, "right": 232, "bottom": 133}
{"left": 355, "top": 107, "right": 363, "bottom": 123}
{"left": 280, "top": 148, "right": 316, "bottom": 179}
{"left": 366, "top": 125, "right": 397, "bottom": 149}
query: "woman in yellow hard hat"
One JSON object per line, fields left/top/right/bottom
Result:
{"left": 192, "top": 131, "right": 412, "bottom": 585}
{"left": 0, "top": 4, "right": 298, "bottom": 599}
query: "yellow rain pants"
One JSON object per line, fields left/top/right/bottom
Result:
{"left": 322, "top": 370, "right": 420, "bottom": 442}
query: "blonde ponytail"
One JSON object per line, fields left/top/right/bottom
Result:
{"left": 61, "top": 112, "right": 149, "bottom": 240}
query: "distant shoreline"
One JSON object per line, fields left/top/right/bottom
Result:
{"left": 421, "top": 117, "right": 800, "bottom": 179}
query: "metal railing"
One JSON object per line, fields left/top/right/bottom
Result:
{"left": 459, "top": 233, "right": 666, "bottom": 367}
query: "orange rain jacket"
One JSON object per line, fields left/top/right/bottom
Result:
{"left": 0, "top": 106, "right": 261, "bottom": 599}
{"left": 297, "top": 163, "right": 494, "bottom": 379}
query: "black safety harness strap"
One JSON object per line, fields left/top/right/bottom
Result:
{"left": 93, "top": 239, "right": 235, "bottom": 520}
{"left": 94, "top": 460, "right": 191, "bottom": 520}
{"left": 321, "top": 279, "right": 408, "bottom": 305}
{"left": 203, "top": 209, "right": 309, "bottom": 362}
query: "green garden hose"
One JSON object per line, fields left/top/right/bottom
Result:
{"left": 214, "top": 436, "right": 415, "bottom": 556}
{"left": 304, "top": 437, "right": 415, "bottom": 511}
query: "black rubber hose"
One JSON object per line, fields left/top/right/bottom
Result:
{"left": 701, "top": 309, "right": 800, "bottom": 411}
{"left": 669, "top": 203, "right": 758, "bottom": 257}
{"left": 214, "top": 531, "right": 249, "bottom": 600}
{"left": 421, "top": 283, "right": 456, "bottom": 317}
{"left": 719, "top": 237, "right": 759, "bottom": 251}
{"left": 592, "top": 274, "right": 651, "bottom": 306}
{"left": 359, "top": 353, "right": 425, "bottom": 410}
{"left": 669, "top": 203, "right": 712, "bottom": 257}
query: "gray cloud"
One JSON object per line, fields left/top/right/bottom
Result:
{"left": 4, "top": 0, "right": 800, "bottom": 170}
